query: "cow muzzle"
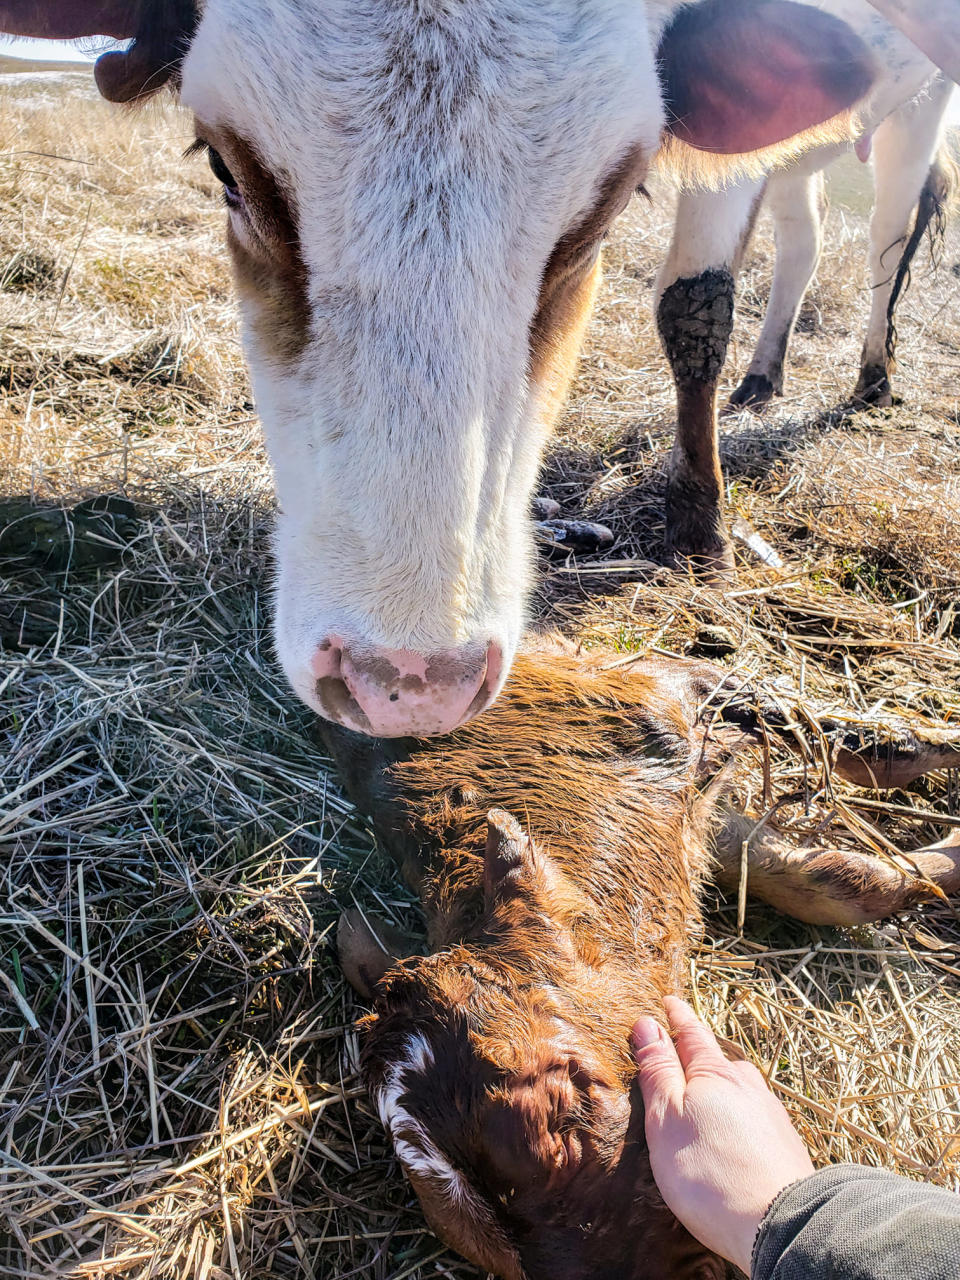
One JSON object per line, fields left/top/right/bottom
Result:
{"left": 310, "top": 638, "right": 503, "bottom": 737}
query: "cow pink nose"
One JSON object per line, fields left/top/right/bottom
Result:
{"left": 310, "top": 639, "right": 503, "bottom": 737}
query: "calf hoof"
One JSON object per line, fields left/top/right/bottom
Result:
{"left": 0, "top": 494, "right": 141, "bottom": 573}
{"left": 535, "top": 518, "right": 614, "bottom": 556}
{"left": 853, "top": 365, "right": 893, "bottom": 408}
{"left": 729, "top": 373, "right": 778, "bottom": 411}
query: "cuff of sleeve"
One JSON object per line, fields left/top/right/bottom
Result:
{"left": 750, "top": 1164, "right": 877, "bottom": 1280}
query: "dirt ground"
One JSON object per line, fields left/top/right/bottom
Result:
{"left": 1, "top": 67, "right": 960, "bottom": 1280}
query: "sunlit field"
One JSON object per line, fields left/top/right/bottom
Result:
{"left": 2, "top": 63, "right": 960, "bottom": 1280}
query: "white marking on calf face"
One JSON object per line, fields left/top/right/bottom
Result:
{"left": 179, "top": 1, "right": 665, "bottom": 718}
{"left": 375, "top": 1033, "right": 470, "bottom": 1200}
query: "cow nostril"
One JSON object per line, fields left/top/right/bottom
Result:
{"left": 389, "top": 692, "right": 399, "bottom": 702}
{"left": 315, "top": 674, "right": 372, "bottom": 733}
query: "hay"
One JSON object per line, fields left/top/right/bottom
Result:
{"left": 1, "top": 69, "right": 959, "bottom": 1280}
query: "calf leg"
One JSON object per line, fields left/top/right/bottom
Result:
{"left": 730, "top": 170, "right": 827, "bottom": 410}
{"left": 656, "top": 180, "right": 765, "bottom": 576}
{"left": 714, "top": 815, "right": 960, "bottom": 927}
{"left": 855, "top": 74, "right": 954, "bottom": 407}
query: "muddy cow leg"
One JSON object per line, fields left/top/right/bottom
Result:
{"left": 656, "top": 180, "right": 764, "bottom": 576}
{"left": 855, "top": 74, "right": 954, "bottom": 407}
{"left": 731, "top": 169, "right": 826, "bottom": 410}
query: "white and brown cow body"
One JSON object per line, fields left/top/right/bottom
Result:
{"left": 1, "top": 0, "right": 902, "bottom": 736}
{"left": 182, "top": 1, "right": 670, "bottom": 739}
{"left": 327, "top": 640, "right": 960, "bottom": 1280}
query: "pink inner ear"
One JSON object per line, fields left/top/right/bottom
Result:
{"left": 659, "top": 0, "right": 877, "bottom": 155}
{"left": 0, "top": 2, "right": 138, "bottom": 40}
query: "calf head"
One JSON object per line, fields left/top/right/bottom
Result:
{"left": 358, "top": 813, "right": 724, "bottom": 1280}
{"left": 1, "top": 1, "right": 875, "bottom": 735}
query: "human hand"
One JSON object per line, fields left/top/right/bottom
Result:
{"left": 632, "top": 996, "right": 814, "bottom": 1274}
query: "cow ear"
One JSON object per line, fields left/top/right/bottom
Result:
{"left": 658, "top": 0, "right": 877, "bottom": 155}
{"left": 0, "top": 2, "right": 138, "bottom": 40}
{"left": 483, "top": 809, "right": 537, "bottom": 909}
{"left": 95, "top": 0, "right": 197, "bottom": 103}
{"left": 0, "top": 2, "right": 196, "bottom": 103}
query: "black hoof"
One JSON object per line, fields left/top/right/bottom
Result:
{"left": 536, "top": 519, "right": 614, "bottom": 556}
{"left": 853, "top": 365, "right": 893, "bottom": 408}
{"left": 0, "top": 494, "right": 141, "bottom": 573}
{"left": 729, "top": 373, "right": 778, "bottom": 411}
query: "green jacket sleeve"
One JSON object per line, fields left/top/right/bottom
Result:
{"left": 752, "top": 1164, "right": 960, "bottom": 1280}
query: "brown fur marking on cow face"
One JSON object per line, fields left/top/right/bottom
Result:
{"left": 193, "top": 123, "right": 310, "bottom": 367}
{"left": 529, "top": 147, "right": 650, "bottom": 427}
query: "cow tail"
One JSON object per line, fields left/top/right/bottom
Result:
{"left": 885, "top": 145, "right": 956, "bottom": 365}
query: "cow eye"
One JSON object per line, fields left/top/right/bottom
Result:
{"left": 206, "top": 146, "right": 242, "bottom": 207}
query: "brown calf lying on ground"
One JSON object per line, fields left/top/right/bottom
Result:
{"left": 320, "top": 641, "right": 960, "bottom": 1280}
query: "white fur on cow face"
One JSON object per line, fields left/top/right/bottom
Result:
{"left": 179, "top": 1, "right": 666, "bottom": 716}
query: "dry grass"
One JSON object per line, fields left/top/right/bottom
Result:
{"left": 1, "top": 66, "right": 960, "bottom": 1280}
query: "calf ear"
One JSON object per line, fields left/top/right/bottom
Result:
{"left": 405, "top": 1167, "right": 524, "bottom": 1280}
{"left": 483, "top": 809, "right": 537, "bottom": 909}
{"left": 0, "top": 1, "right": 197, "bottom": 103}
{"left": 658, "top": 0, "right": 877, "bottom": 155}
{"left": 336, "top": 909, "right": 419, "bottom": 1001}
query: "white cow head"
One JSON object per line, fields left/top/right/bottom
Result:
{"left": 1, "top": 0, "right": 875, "bottom": 736}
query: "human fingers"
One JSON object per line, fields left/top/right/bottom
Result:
{"left": 631, "top": 1015, "right": 685, "bottom": 1118}
{"left": 662, "top": 997, "right": 729, "bottom": 1075}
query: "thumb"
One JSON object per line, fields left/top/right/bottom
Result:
{"left": 631, "top": 1016, "right": 685, "bottom": 1120}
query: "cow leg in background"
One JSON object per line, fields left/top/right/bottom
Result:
{"left": 729, "top": 170, "right": 827, "bottom": 410}
{"left": 656, "top": 179, "right": 764, "bottom": 576}
{"left": 856, "top": 74, "right": 954, "bottom": 407}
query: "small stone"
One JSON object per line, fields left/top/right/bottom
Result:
{"left": 688, "top": 624, "right": 737, "bottom": 658}
{"left": 531, "top": 496, "right": 561, "bottom": 521}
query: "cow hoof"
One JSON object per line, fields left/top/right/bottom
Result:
{"left": 853, "top": 366, "right": 893, "bottom": 408}
{"left": 729, "top": 373, "right": 777, "bottom": 411}
{"left": 664, "top": 482, "right": 734, "bottom": 583}
{"left": 664, "top": 537, "right": 735, "bottom": 584}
